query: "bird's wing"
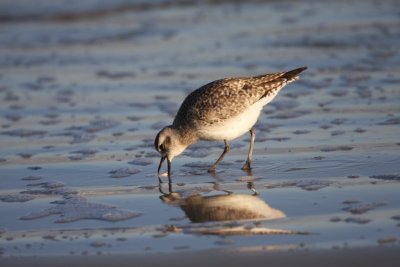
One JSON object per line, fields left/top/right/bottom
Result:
{"left": 173, "top": 78, "right": 259, "bottom": 127}
{"left": 173, "top": 67, "right": 307, "bottom": 127}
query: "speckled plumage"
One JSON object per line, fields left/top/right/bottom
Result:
{"left": 155, "top": 67, "right": 307, "bottom": 179}
{"left": 174, "top": 74, "right": 280, "bottom": 124}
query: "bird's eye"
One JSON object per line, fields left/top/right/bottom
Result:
{"left": 159, "top": 144, "right": 166, "bottom": 151}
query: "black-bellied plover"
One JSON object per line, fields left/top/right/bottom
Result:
{"left": 155, "top": 67, "right": 307, "bottom": 180}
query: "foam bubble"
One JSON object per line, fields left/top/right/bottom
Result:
{"left": 20, "top": 196, "right": 142, "bottom": 223}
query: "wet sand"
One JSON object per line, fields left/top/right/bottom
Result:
{"left": 2, "top": 247, "right": 400, "bottom": 267}
{"left": 0, "top": 0, "right": 400, "bottom": 265}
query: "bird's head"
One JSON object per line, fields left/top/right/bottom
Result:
{"left": 154, "top": 126, "right": 187, "bottom": 178}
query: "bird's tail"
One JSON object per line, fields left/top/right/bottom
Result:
{"left": 280, "top": 66, "right": 307, "bottom": 82}
{"left": 257, "top": 66, "right": 307, "bottom": 100}
{"left": 253, "top": 66, "right": 307, "bottom": 83}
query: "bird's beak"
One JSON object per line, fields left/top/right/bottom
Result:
{"left": 157, "top": 156, "right": 166, "bottom": 177}
{"left": 157, "top": 156, "right": 172, "bottom": 183}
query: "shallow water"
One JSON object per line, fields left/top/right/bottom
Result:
{"left": 0, "top": 0, "right": 400, "bottom": 261}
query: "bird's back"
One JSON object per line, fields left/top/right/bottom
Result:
{"left": 173, "top": 67, "right": 307, "bottom": 129}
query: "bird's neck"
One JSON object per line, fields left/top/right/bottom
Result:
{"left": 173, "top": 125, "right": 199, "bottom": 147}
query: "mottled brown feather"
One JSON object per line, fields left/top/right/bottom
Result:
{"left": 173, "top": 67, "right": 307, "bottom": 130}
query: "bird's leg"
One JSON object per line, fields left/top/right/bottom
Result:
{"left": 212, "top": 182, "right": 233, "bottom": 194}
{"left": 242, "top": 127, "right": 255, "bottom": 171}
{"left": 247, "top": 181, "right": 259, "bottom": 196}
{"left": 208, "top": 140, "right": 230, "bottom": 173}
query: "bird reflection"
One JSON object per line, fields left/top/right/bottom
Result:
{"left": 159, "top": 183, "right": 285, "bottom": 223}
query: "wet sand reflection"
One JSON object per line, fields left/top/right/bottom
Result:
{"left": 157, "top": 183, "right": 303, "bottom": 236}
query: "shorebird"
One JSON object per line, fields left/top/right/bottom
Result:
{"left": 155, "top": 67, "right": 307, "bottom": 181}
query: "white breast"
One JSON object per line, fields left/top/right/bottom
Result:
{"left": 197, "top": 96, "right": 272, "bottom": 141}
{"left": 197, "top": 90, "right": 280, "bottom": 141}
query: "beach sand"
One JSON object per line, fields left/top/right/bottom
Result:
{"left": 0, "top": 0, "right": 399, "bottom": 266}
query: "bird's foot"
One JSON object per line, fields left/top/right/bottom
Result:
{"left": 208, "top": 167, "right": 217, "bottom": 173}
{"left": 241, "top": 161, "right": 252, "bottom": 171}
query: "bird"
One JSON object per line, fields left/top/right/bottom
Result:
{"left": 155, "top": 66, "right": 307, "bottom": 181}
